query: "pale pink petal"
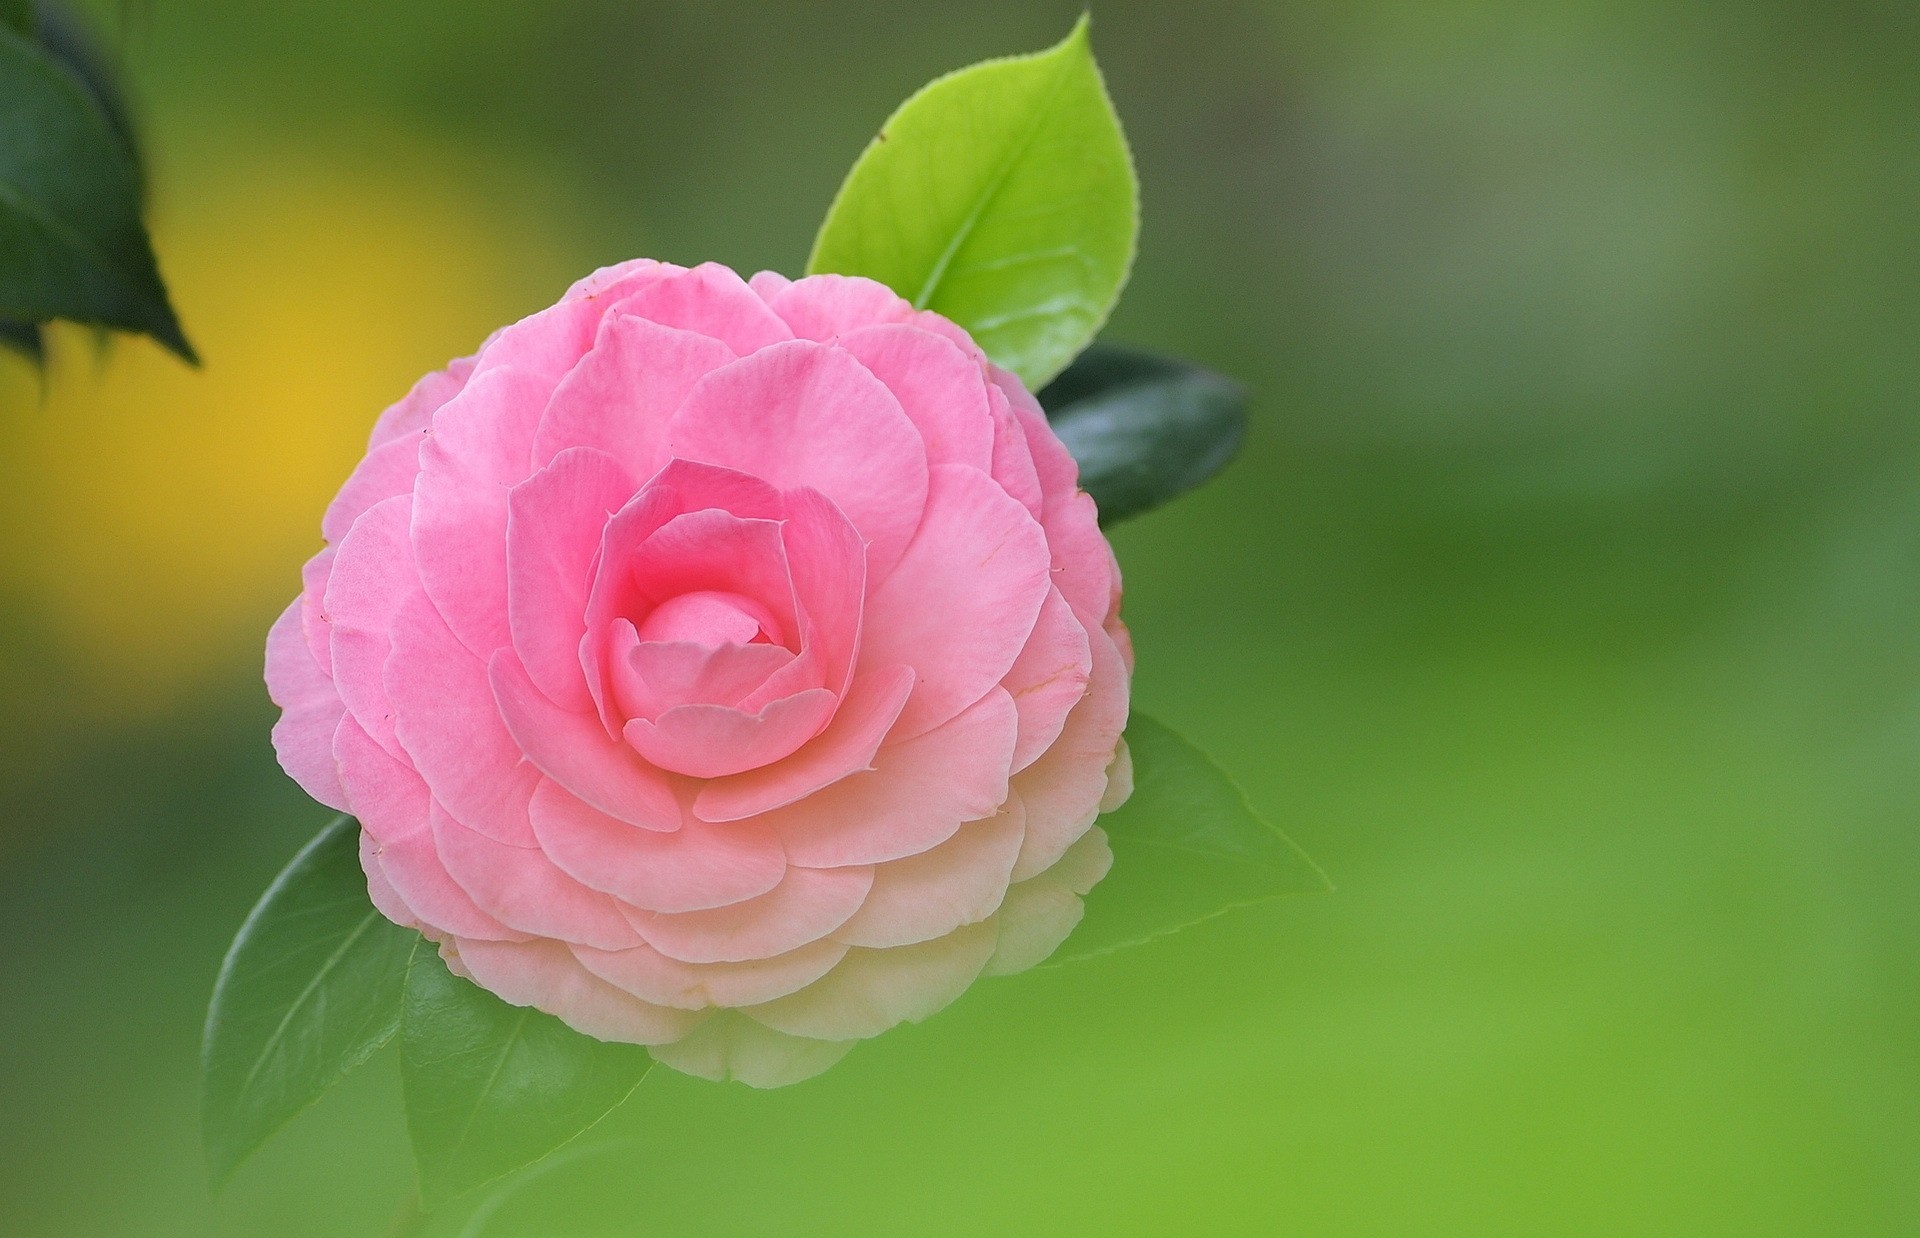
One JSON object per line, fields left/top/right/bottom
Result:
{"left": 322, "top": 435, "right": 422, "bottom": 544}
{"left": 334, "top": 716, "right": 526, "bottom": 941}
{"left": 1009, "top": 627, "right": 1129, "bottom": 881}
{"left": 324, "top": 494, "right": 416, "bottom": 758}
{"left": 621, "top": 638, "right": 793, "bottom": 718}
{"left": 507, "top": 447, "right": 638, "bottom": 710}
{"left": 1001, "top": 586, "right": 1093, "bottom": 774}
{"left": 983, "top": 828, "right": 1112, "bottom": 976}
{"left": 531, "top": 313, "right": 735, "bottom": 475}
{"left": 428, "top": 800, "right": 642, "bottom": 950}
{"left": 384, "top": 591, "right": 539, "bottom": 846}
{"left": 778, "top": 486, "right": 867, "bottom": 696}
{"left": 1100, "top": 739, "right": 1134, "bottom": 813}
{"left": 611, "top": 508, "right": 798, "bottom": 642}
{"left": 358, "top": 830, "right": 418, "bottom": 930}
{"left": 629, "top": 865, "right": 873, "bottom": 964}
{"left": 667, "top": 340, "right": 928, "bottom": 578}
{"left": 836, "top": 324, "right": 994, "bottom": 471}
{"left": 265, "top": 599, "right": 348, "bottom": 811}
{"left": 1010, "top": 400, "right": 1114, "bottom": 628}
{"left": 745, "top": 269, "right": 792, "bottom": 300}
{"left": 615, "top": 262, "right": 793, "bottom": 355}
{"left": 762, "top": 686, "right": 1018, "bottom": 868}
{"left": 468, "top": 293, "right": 607, "bottom": 385}
{"left": 648, "top": 1010, "right": 852, "bottom": 1088}
{"left": 763, "top": 273, "right": 915, "bottom": 340}
{"left": 452, "top": 938, "right": 701, "bottom": 1045}
{"left": 528, "top": 778, "right": 786, "bottom": 914}
{"left": 299, "top": 548, "right": 335, "bottom": 674}
{"left": 368, "top": 354, "right": 475, "bottom": 450}
{"left": 489, "top": 648, "right": 680, "bottom": 832}
{"left": 624, "top": 688, "right": 835, "bottom": 779}
{"left": 693, "top": 664, "right": 914, "bottom": 823}
{"left": 987, "top": 381, "right": 1044, "bottom": 518}
{"left": 573, "top": 937, "right": 848, "bottom": 1010}
{"left": 859, "top": 464, "right": 1051, "bottom": 740}
{"left": 563, "top": 257, "right": 671, "bottom": 304}
{"left": 743, "top": 920, "right": 998, "bottom": 1041}
{"left": 833, "top": 801, "right": 1025, "bottom": 949}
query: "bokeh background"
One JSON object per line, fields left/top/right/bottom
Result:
{"left": 3, "top": 1, "right": 1916, "bottom": 1233}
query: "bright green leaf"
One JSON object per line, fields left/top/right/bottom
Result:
{"left": 0, "top": 23, "right": 193, "bottom": 361}
{"left": 201, "top": 816, "right": 418, "bottom": 1188}
{"left": 1058, "top": 714, "right": 1330, "bottom": 963}
{"left": 401, "top": 942, "right": 652, "bottom": 1208}
{"left": 1039, "top": 343, "right": 1248, "bottom": 524}
{"left": 807, "top": 15, "right": 1136, "bottom": 390}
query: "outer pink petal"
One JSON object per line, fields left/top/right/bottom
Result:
{"left": 1000, "top": 586, "right": 1093, "bottom": 774}
{"left": 984, "top": 828, "right": 1112, "bottom": 976}
{"left": 299, "top": 548, "right": 335, "bottom": 674}
{"left": 489, "top": 649, "right": 680, "bottom": 832}
{"left": 745, "top": 269, "right": 792, "bottom": 300}
{"left": 531, "top": 313, "right": 735, "bottom": 476}
{"left": 428, "top": 800, "right": 642, "bottom": 950}
{"left": 693, "top": 664, "right": 914, "bottom": 823}
{"left": 667, "top": 340, "right": 929, "bottom": 579}
{"left": 359, "top": 830, "right": 419, "bottom": 930}
{"left": 572, "top": 936, "right": 849, "bottom": 1010}
{"left": 324, "top": 494, "right": 416, "bottom": 759}
{"left": 563, "top": 257, "right": 671, "bottom": 304}
{"left": 452, "top": 937, "right": 701, "bottom": 1045}
{"left": 335, "top": 716, "right": 526, "bottom": 941}
{"left": 832, "top": 800, "right": 1025, "bottom": 949}
{"left": 835, "top": 324, "right": 994, "bottom": 471}
{"left": 986, "top": 381, "right": 1044, "bottom": 519}
{"left": 628, "top": 865, "right": 874, "bottom": 964}
{"left": 762, "top": 686, "right": 1018, "bottom": 868}
{"left": 507, "top": 447, "right": 638, "bottom": 710}
{"left": 322, "top": 435, "right": 422, "bottom": 544}
{"left": 649, "top": 1011, "right": 851, "bottom": 1088}
{"left": 265, "top": 600, "right": 348, "bottom": 811}
{"left": 762, "top": 274, "right": 914, "bottom": 341}
{"left": 624, "top": 688, "right": 835, "bottom": 779}
{"left": 1009, "top": 626, "right": 1130, "bottom": 881}
{"left": 615, "top": 262, "right": 793, "bottom": 355}
{"left": 528, "top": 779, "right": 786, "bottom": 914}
{"left": 368, "top": 354, "right": 475, "bottom": 451}
{"left": 385, "top": 591, "right": 540, "bottom": 846}
{"left": 859, "top": 464, "right": 1051, "bottom": 740}
{"left": 743, "top": 920, "right": 998, "bottom": 1041}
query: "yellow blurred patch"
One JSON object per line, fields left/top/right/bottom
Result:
{"left": 0, "top": 142, "right": 570, "bottom": 712}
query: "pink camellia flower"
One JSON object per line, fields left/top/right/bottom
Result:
{"left": 267, "top": 260, "right": 1131, "bottom": 1086}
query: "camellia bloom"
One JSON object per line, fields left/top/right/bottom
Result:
{"left": 267, "top": 260, "right": 1132, "bottom": 1086}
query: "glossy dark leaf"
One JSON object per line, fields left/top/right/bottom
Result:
{"left": 401, "top": 942, "right": 652, "bottom": 1208}
{"left": 1038, "top": 344, "right": 1247, "bottom": 524}
{"left": 0, "top": 22, "right": 193, "bottom": 360}
{"left": 201, "top": 815, "right": 418, "bottom": 1187}
{"left": 1058, "top": 714, "right": 1329, "bottom": 963}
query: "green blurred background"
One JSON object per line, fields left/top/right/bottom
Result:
{"left": 3, "top": 1, "right": 1916, "bottom": 1233}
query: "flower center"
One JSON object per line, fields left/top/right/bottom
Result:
{"left": 635, "top": 590, "right": 779, "bottom": 649}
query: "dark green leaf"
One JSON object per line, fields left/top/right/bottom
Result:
{"left": 0, "top": 1, "right": 29, "bottom": 38}
{"left": 201, "top": 815, "right": 418, "bottom": 1188}
{"left": 401, "top": 941, "right": 652, "bottom": 1207}
{"left": 807, "top": 15, "right": 1136, "bottom": 390}
{"left": 0, "top": 22, "right": 193, "bottom": 361}
{"left": 0, "top": 315, "right": 41, "bottom": 361}
{"left": 1058, "top": 714, "right": 1329, "bottom": 963}
{"left": 37, "top": 2, "right": 142, "bottom": 181}
{"left": 1039, "top": 344, "right": 1248, "bottom": 524}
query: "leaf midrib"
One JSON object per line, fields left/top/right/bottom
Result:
{"left": 440, "top": 1006, "right": 534, "bottom": 1178}
{"left": 230, "top": 907, "right": 383, "bottom": 1106}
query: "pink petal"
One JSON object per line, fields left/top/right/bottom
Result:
{"left": 358, "top": 830, "right": 419, "bottom": 930}
{"left": 528, "top": 778, "right": 786, "bottom": 914}
{"left": 650, "top": 1011, "right": 851, "bottom": 1088}
{"left": 777, "top": 486, "right": 867, "bottom": 697}
{"left": 667, "top": 340, "right": 929, "bottom": 579}
{"left": 384, "top": 590, "right": 540, "bottom": 846}
{"left": 1010, "top": 401, "right": 1114, "bottom": 629}
{"left": 429, "top": 800, "right": 642, "bottom": 950}
{"left": 368, "top": 354, "right": 475, "bottom": 451}
{"left": 1009, "top": 626, "right": 1129, "bottom": 881}
{"left": 531, "top": 312, "right": 735, "bottom": 476}
{"left": 835, "top": 324, "right": 994, "bottom": 471}
{"left": 334, "top": 716, "right": 526, "bottom": 941}
{"left": 1001, "top": 586, "right": 1093, "bottom": 774}
{"left": 621, "top": 637, "right": 794, "bottom": 718}
{"left": 1100, "top": 739, "right": 1134, "bottom": 813}
{"left": 572, "top": 936, "right": 849, "bottom": 1010}
{"left": 693, "top": 664, "right": 915, "bottom": 823}
{"left": 832, "top": 800, "right": 1025, "bottom": 949}
{"left": 762, "top": 686, "right": 1018, "bottom": 868}
{"left": 608, "top": 508, "right": 798, "bottom": 643}
{"left": 987, "top": 380, "right": 1044, "bottom": 519}
{"left": 745, "top": 269, "right": 792, "bottom": 300}
{"left": 452, "top": 937, "right": 701, "bottom": 1045}
{"left": 628, "top": 864, "right": 874, "bottom": 964}
{"left": 507, "top": 447, "right": 638, "bottom": 710}
{"left": 265, "top": 599, "right": 348, "bottom": 811}
{"left": 983, "top": 828, "right": 1112, "bottom": 976}
{"left": 615, "top": 262, "right": 794, "bottom": 355}
{"left": 743, "top": 920, "right": 998, "bottom": 1041}
{"left": 322, "top": 434, "right": 422, "bottom": 544}
{"left": 324, "top": 494, "right": 416, "bottom": 759}
{"left": 762, "top": 273, "right": 915, "bottom": 340}
{"left": 563, "top": 257, "right": 671, "bottom": 304}
{"left": 859, "top": 464, "right": 1051, "bottom": 740}
{"left": 299, "top": 548, "right": 335, "bottom": 674}
{"left": 624, "top": 688, "right": 835, "bottom": 779}
{"left": 489, "top": 648, "right": 680, "bottom": 832}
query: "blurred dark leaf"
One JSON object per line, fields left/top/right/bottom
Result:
{"left": 0, "top": 316, "right": 40, "bottom": 360}
{"left": 1039, "top": 344, "right": 1248, "bottom": 524}
{"left": 36, "top": 1, "right": 141, "bottom": 184}
{"left": 0, "top": 21, "right": 193, "bottom": 362}
{"left": 201, "top": 815, "right": 418, "bottom": 1188}
{"left": 401, "top": 941, "right": 651, "bottom": 1208}
{"left": 1, "top": 1, "right": 28, "bottom": 37}
{"left": 807, "top": 15, "right": 1136, "bottom": 390}
{"left": 1056, "top": 714, "right": 1328, "bottom": 964}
